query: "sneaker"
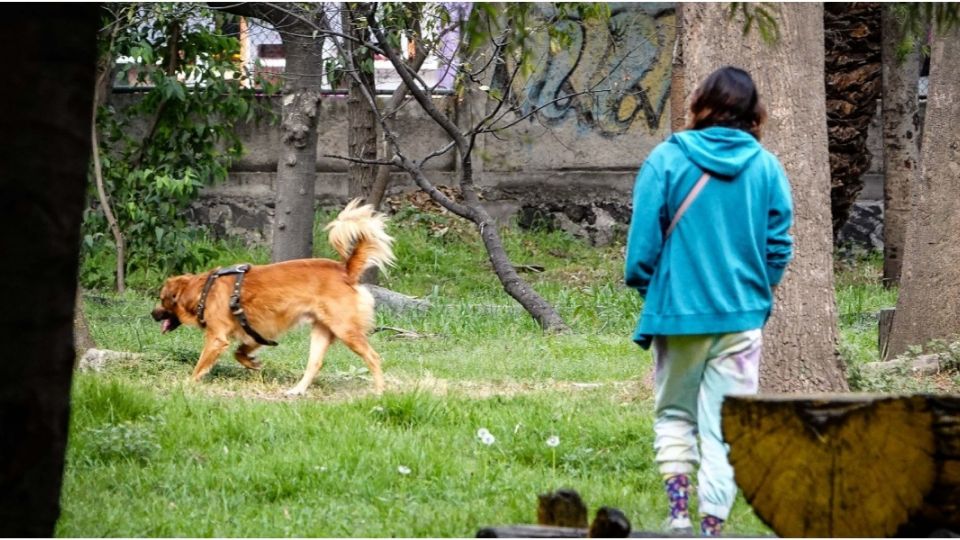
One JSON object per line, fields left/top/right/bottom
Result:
{"left": 701, "top": 514, "right": 725, "bottom": 537}
{"left": 663, "top": 516, "right": 694, "bottom": 535}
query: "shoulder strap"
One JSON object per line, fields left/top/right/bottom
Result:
{"left": 665, "top": 172, "right": 711, "bottom": 239}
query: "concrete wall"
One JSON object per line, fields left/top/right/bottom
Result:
{"left": 139, "top": 3, "right": 678, "bottom": 245}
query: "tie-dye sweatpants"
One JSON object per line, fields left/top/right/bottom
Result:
{"left": 652, "top": 329, "right": 762, "bottom": 520}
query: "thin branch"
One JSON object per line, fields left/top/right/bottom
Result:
{"left": 369, "top": 9, "right": 468, "bottom": 153}
{"left": 478, "top": 87, "right": 612, "bottom": 134}
{"left": 91, "top": 20, "right": 126, "bottom": 293}
{"left": 419, "top": 140, "right": 458, "bottom": 168}
{"left": 395, "top": 155, "right": 475, "bottom": 219}
{"left": 323, "top": 154, "right": 396, "bottom": 166}
{"left": 210, "top": 2, "right": 380, "bottom": 50}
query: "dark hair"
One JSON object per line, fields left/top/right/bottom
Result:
{"left": 686, "top": 66, "right": 767, "bottom": 140}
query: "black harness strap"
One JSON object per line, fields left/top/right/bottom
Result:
{"left": 196, "top": 264, "right": 278, "bottom": 347}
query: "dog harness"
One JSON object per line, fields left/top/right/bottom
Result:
{"left": 196, "top": 264, "right": 278, "bottom": 346}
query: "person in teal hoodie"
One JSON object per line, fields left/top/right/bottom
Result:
{"left": 624, "top": 66, "right": 793, "bottom": 536}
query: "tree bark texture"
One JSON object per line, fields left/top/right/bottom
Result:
{"left": 342, "top": 4, "right": 379, "bottom": 202}
{"left": 886, "top": 27, "right": 960, "bottom": 360}
{"left": 0, "top": 4, "right": 99, "bottom": 536}
{"left": 880, "top": 6, "right": 921, "bottom": 287}
{"left": 271, "top": 27, "right": 324, "bottom": 262}
{"left": 824, "top": 3, "right": 882, "bottom": 237}
{"left": 678, "top": 4, "right": 847, "bottom": 392}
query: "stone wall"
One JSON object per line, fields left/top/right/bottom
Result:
{"left": 113, "top": 4, "right": 905, "bottom": 250}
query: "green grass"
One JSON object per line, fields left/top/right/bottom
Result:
{"left": 61, "top": 209, "right": 903, "bottom": 537}
{"left": 834, "top": 251, "right": 898, "bottom": 367}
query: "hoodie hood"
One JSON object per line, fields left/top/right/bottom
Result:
{"left": 670, "top": 126, "right": 762, "bottom": 179}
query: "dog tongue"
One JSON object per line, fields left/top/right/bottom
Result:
{"left": 161, "top": 319, "right": 171, "bottom": 333}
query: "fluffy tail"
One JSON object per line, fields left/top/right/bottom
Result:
{"left": 325, "top": 199, "right": 396, "bottom": 284}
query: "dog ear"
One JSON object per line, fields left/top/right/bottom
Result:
{"left": 162, "top": 275, "right": 190, "bottom": 302}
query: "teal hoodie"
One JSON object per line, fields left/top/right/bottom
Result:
{"left": 624, "top": 126, "right": 793, "bottom": 348}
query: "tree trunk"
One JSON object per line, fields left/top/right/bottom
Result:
{"left": 342, "top": 4, "right": 379, "bottom": 202}
{"left": 886, "top": 26, "right": 960, "bottom": 360}
{"left": 678, "top": 4, "right": 847, "bottom": 391}
{"left": 0, "top": 4, "right": 99, "bottom": 535}
{"left": 824, "top": 3, "right": 882, "bottom": 237}
{"left": 271, "top": 28, "right": 324, "bottom": 262}
{"left": 74, "top": 289, "right": 96, "bottom": 356}
{"left": 880, "top": 6, "right": 921, "bottom": 288}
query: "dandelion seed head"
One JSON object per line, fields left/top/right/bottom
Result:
{"left": 546, "top": 435, "right": 560, "bottom": 448}
{"left": 397, "top": 465, "right": 411, "bottom": 475}
{"left": 476, "top": 428, "right": 496, "bottom": 445}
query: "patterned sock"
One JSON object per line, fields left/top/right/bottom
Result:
{"left": 701, "top": 514, "right": 725, "bottom": 537}
{"left": 663, "top": 474, "right": 691, "bottom": 528}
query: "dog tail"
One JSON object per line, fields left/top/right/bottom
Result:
{"left": 325, "top": 199, "right": 396, "bottom": 284}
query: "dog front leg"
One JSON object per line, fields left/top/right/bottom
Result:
{"left": 285, "top": 326, "right": 333, "bottom": 396}
{"left": 191, "top": 335, "right": 230, "bottom": 381}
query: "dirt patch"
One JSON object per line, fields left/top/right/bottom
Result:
{"left": 192, "top": 374, "right": 654, "bottom": 404}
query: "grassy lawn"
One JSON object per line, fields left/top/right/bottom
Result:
{"left": 58, "top": 209, "right": 908, "bottom": 537}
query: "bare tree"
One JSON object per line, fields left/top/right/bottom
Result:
{"left": 0, "top": 4, "right": 100, "bottom": 535}
{"left": 326, "top": 4, "right": 573, "bottom": 332}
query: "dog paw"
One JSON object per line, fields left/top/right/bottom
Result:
{"left": 243, "top": 359, "right": 263, "bottom": 370}
{"left": 284, "top": 387, "right": 307, "bottom": 396}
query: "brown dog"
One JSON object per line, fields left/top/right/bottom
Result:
{"left": 151, "top": 200, "right": 395, "bottom": 395}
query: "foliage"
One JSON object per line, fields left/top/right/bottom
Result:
{"left": 891, "top": 2, "right": 960, "bottom": 61}
{"left": 460, "top": 3, "right": 611, "bottom": 79}
{"left": 727, "top": 3, "right": 781, "bottom": 45}
{"left": 81, "top": 3, "right": 277, "bottom": 289}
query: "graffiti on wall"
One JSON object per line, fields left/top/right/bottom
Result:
{"left": 508, "top": 4, "right": 675, "bottom": 138}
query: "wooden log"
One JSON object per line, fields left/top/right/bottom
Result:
{"left": 722, "top": 393, "right": 960, "bottom": 537}
{"left": 475, "top": 525, "right": 686, "bottom": 538}
{"left": 537, "top": 489, "right": 588, "bottom": 529}
{"left": 897, "top": 397, "right": 960, "bottom": 537}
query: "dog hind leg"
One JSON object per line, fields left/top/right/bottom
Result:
{"left": 285, "top": 325, "right": 334, "bottom": 396}
{"left": 191, "top": 335, "right": 230, "bottom": 381}
{"left": 336, "top": 329, "right": 385, "bottom": 394}
{"left": 234, "top": 343, "right": 262, "bottom": 370}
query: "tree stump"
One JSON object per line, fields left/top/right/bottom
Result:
{"left": 878, "top": 308, "right": 896, "bottom": 360}
{"left": 723, "top": 394, "right": 960, "bottom": 537}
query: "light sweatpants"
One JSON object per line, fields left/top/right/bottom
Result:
{"left": 652, "top": 330, "right": 762, "bottom": 520}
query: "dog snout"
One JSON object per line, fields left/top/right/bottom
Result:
{"left": 151, "top": 307, "right": 168, "bottom": 321}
